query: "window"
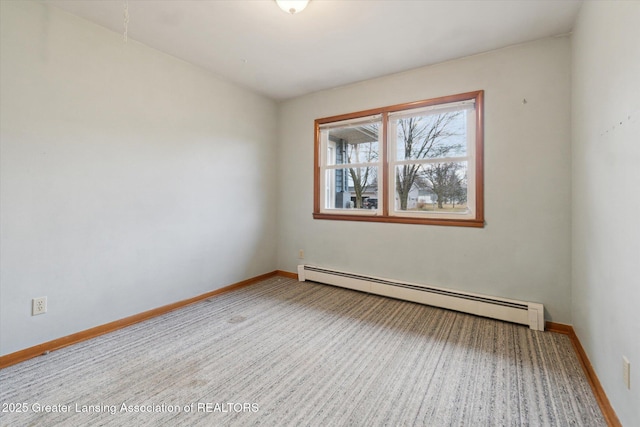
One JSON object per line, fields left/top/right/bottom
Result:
{"left": 314, "top": 90, "right": 484, "bottom": 227}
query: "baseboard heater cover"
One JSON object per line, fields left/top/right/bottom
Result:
{"left": 297, "top": 265, "right": 544, "bottom": 331}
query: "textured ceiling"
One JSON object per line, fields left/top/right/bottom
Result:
{"left": 47, "top": 0, "right": 582, "bottom": 100}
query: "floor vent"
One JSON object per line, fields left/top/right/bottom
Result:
{"left": 297, "top": 265, "right": 544, "bottom": 331}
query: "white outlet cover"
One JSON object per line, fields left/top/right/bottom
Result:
{"left": 32, "top": 297, "right": 47, "bottom": 315}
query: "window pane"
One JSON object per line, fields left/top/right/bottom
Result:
{"left": 394, "top": 110, "right": 467, "bottom": 161}
{"left": 395, "top": 162, "right": 468, "bottom": 212}
{"left": 326, "top": 123, "right": 379, "bottom": 166}
{"left": 325, "top": 167, "right": 379, "bottom": 210}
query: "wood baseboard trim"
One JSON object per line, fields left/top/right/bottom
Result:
{"left": 546, "top": 322, "right": 621, "bottom": 427}
{"left": 0, "top": 270, "right": 284, "bottom": 370}
{"left": 276, "top": 270, "right": 298, "bottom": 279}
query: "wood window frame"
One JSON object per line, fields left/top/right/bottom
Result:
{"left": 313, "top": 90, "right": 484, "bottom": 228}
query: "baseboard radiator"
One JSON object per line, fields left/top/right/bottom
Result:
{"left": 297, "top": 265, "right": 545, "bottom": 331}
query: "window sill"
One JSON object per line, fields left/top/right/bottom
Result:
{"left": 312, "top": 212, "right": 485, "bottom": 228}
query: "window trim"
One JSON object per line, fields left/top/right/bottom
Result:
{"left": 313, "top": 90, "right": 484, "bottom": 227}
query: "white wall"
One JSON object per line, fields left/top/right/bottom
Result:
{"left": 277, "top": 37, "right": 573, "bottom": 322}
{"left": 0, "top": 1, "right": 278, "bottom": 356}
{"left": 572, "top": 2, "right": 640, "bottom": 424}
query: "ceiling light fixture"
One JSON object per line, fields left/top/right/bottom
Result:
{"left": 276, "top": 0, "right": 310, "bottom": 15}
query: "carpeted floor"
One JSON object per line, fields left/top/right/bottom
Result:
{"left": 0, "top": 276, "right": 606, "bottom": 426}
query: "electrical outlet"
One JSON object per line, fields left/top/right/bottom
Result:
{"left": 298, "top": 249, "right": 304, "bottom": 259}
{"left": 623, "top": 356, "right": 630, "bottom": 389}
{"left": 32, "top": 297, "right": 47, "bottom": 316}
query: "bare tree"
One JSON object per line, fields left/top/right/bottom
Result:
{"left": 347, "top": 144, "right": 375, "bottom": 208}
{"left": 395, "top": 113, "right": 462, "bottom": 210}
{"left": 450, "top": 169, "right": 467, "bottom": 208}
{"left": 421, "top": 162, "right": 465, "bottom": 209}
{"left": 346, "top": 124, "right": 379, "bottom": 209}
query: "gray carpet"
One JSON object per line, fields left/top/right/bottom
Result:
{"left": 0, "top": 276, "right": 605, "bottom": 426}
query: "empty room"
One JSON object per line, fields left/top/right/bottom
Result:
{"left": 0, "top": 0, "right": 638, "bottom": 426}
